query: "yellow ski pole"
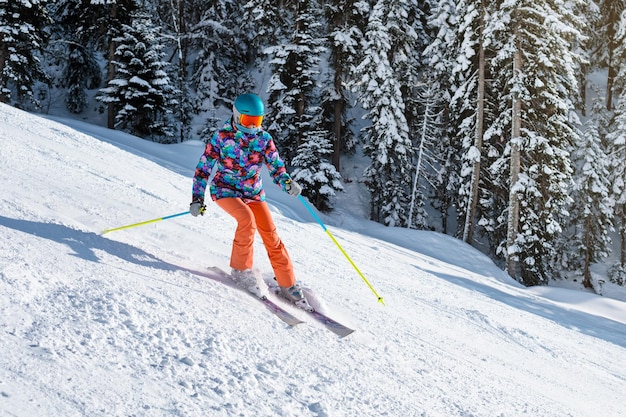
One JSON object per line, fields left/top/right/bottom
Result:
{"left": 101, "top": 211, "right": 190, "bottom": 234}
{"left": 298, "top": 195, "right": 384, "bottom": 305}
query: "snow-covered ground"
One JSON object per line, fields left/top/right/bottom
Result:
{"left": 1, "top": 103, "right": 625, "bottom": 417}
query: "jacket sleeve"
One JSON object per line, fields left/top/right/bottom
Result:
{"left": 191, "top": 134, "right": 219, "bottom": 202}
{"left": 263, "top": 134, "right": 291, "bottom": 190}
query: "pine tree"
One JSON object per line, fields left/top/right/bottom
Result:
{"left": 291, "top": 130, "right": 344, "bottom": 211}
{"left": 564, "top": 107, "right": 614, "bottom": 289}
{"left": 575, "top": 1, "right": 600, "bottom": 116}
{"left": 243, "top": 0, "right": 294, "bottom": 50}
{"left": 97, "top": 12, "right": 178, "bottom": 141}
{"left": 425, "top": 0, "right": 489, "bottom": 237}
{"left": 407, "top": 79, "right": 446, "bottom": 230}
{"left": 351, "top": 0, "right": 422, "bottom": 226}
{"left": 591, "top": 0, "right": 626, "bottom": 109}
{"left": 454, "top": 0, "right": 487, "bottom": 244}
{"left": 64, "top": 46, "right": 102, "bottom": 113}
{"left": 151, "top": 0, "right": 195, "bottom": 142}
{"left": 0, "top": 0, "right": 51, "bottom": 106}
{"left": 264, "top": 0, "right": 326, "bottom": 163}
{"left": 490, "top": 0, "right": 586, "bottom": 285}
{"left": 422, "top": 0, "right": 459, "bottom": 234}
{"left": 321, "top": 1, "right": 369, "bottom": 171}
{"left": 48, "top": 0, "right": 104, "bottom": 114}
{"left": 98, "top": 0, "right": 141, "bottom": 129}
{"left": 245, "top": 0, "right": 345, "bottom": 210}
{"left": 48, "top": 1, "right": 140, "bottom": 119}
{"left": 190, "top": 1, "right": 254, "bottom": 132}
{"left": 606, "top": 8, "right": 626, "bottom": 272}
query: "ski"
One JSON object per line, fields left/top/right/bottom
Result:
{"left": 268, "top": 283, "right": 355, "bottom": 338}
{"left": 182, "top": 266, "right": 304, "bottom": 327}
{"left": 303, "top": 309, "right": 355, "bottom": 338}
{"left": 256, "top": 296, "right": 305, "bottom": 327}
{"left": 181, "top": 265, "right": 354, "bottom": 337}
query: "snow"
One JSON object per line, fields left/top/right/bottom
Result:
{"left": 1, "top": 102, "right": 625, "bottom": 417}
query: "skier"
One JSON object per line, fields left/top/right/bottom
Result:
{"left": 190, "top": 93, "right": 310, "bottom": 309}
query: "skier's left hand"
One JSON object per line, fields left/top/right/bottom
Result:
{"left": 285, "top": 179, "right": 302, "bottom": 197}
{"left": 190, "top": 199, "right": 207, "bottom": 216}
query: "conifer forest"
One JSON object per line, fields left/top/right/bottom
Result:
{"left": 2, "top": 0, "right": 626, "bottom": 289}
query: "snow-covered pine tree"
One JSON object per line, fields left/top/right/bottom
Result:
{"left": 425, "top": 0, "right": 487, "bottom": 238}
{"left": 490, "top": 0, "right": 586, "bottom": 285}
{"left": 0, "top": 0, "right": 51, "bottom": 106}
{"left": 243, "top": 0, "right": 294, "bottom": 51}
{"left": 246, "top": 1, "right": 346, "bottom": 212}
{"left": 190, "top": 0, "right": 254, "bottom": 133}
{"left": 564, "top": 103, "right": 614, "bottom": 289}
{"left": 396, "top": 2, "right": 433, "bottom": 230}
{"left": 48, "top": 0, "right": 104, "bottom": 114}
{"left": 606, "top": 8, "right": 626, "bottom": 279}
{"left": 97, "top": 12, "right": 178, "bottom": 142}
{"left": 406, "top": 78, "right": 446, "bottom": 230}
{"left": 591, "top": 0, "right": 626, "bottom": 110}
{"left": 242, "top": 0, "right": 296, "bottom": 153}
{"left": 453, "top": 0, "right": 485, "bottom": 243}
{"left": 351, "top": 0, "right": 420, "bottom": 227}
{"left": 291, "top": 129, "right": 344, "bottom": 211}
{"left": 64, "top": 45, "right": 102, "bottom": 114}
{"left": 90, "top": 0, "right": 140, "bottom": 129}
{"left": 264, "top": 0, "right": 326, "bottom": 164}
{"left": 150, "top": 0, "right": 194, "bottom": 142}
{"left": 320, "top": 0, "right": 368, "bottom": 171}
{"left": 574, "top": 1, "right": 600, "bottom": 116}
{"left": 422, "top": 0, "right": 459, "bottom": 234}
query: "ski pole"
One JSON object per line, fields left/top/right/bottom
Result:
{"left": 101, "top": 211, "right": 190, "bottom": 234}
{"left": 297, "top": 195, "right": 385, "bottom": 305}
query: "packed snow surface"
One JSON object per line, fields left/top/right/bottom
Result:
{"left": 1, "top": 104, "right": 625, "bottom": 417}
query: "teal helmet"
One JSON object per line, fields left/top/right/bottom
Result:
{"left": 233, "top": 93, "right": 265, "bottom": 134}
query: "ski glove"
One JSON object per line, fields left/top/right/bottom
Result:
{"left": 190, "top": 199, "right": 206, "bottom": 217}
{"left": 285, "top": 179, "right": 302, "bottom": 197}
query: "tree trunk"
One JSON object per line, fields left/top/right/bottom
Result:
{"left": 0, "top": 44, "right": 6, "bottom": 103}
{"left": 506, "top": 34, "right": 522, "bottom": 280}
{"left": 580, "top": 63, "right": 587, "bottom": 117}
{"left": 332, "top": 72, "right": 343, "bottom": 172}
{"left": 331, "top": 10, "right": 343, "bottom": 172}
{"left": 582, "top": 217, "right": 594, "bottom": 289}
{"left": 408, "top": 85, "right": 430, "bottom": 228}
{"left": 463, "top": 1, "right": 485, "bottom": 244}
{"left": 621, "top": 205, "right": 626, "bottom": 267}
{"left": 606, "top": 5, "right": 620, "bottom": 111}
{"left": 106, "top": 3, "right": 118, "bottom": 129}
{"left": 176, "top": 0, "right": 187, "bottom": 143}
{"left": 297, "top": 91, "right": 305, "bottom": 147}
{"left": 607, "top": 48, "right": 615, "bottom": 110}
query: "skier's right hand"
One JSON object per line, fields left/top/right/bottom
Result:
{"left": 190, "top": 199, "right": 206, "bottom": 217}
{"left": 285, "top": 179, "right": 302, "bottom": 197}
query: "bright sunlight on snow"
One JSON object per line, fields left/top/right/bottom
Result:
{"left": 1, "top": 103, "right": 625, "bottom": 417}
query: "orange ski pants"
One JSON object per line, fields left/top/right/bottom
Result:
{"left": 216, "top": 198, "right": 296, "bottom": 288}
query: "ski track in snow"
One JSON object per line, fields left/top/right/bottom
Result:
{"left": 1, "top": 104, "right": 626, "bottom": 416}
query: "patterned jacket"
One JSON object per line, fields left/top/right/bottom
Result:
{"left": 192, "top": 119, "right": 291, "bottom": 202}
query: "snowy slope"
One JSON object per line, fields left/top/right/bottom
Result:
{"left": 1, "top": 103, "right": 625, "bottom": 417}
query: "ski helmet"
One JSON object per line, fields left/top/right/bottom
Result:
{"left": 233, "top": 93, "right": 265, "bottom": 134}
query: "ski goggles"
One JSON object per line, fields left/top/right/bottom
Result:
{"left": 239, "top": 114, "right": 264, "bottom": 128}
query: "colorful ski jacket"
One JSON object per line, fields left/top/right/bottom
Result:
{"left": 192, "top": 119, "right": 292, "bottom": 203}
